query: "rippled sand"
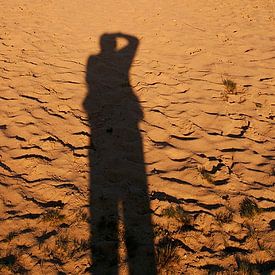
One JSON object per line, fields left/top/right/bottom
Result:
{"left": 0, "top": 1, "right": 274, "bottom": 274}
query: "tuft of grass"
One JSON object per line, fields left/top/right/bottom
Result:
{"left": 55, "top": 235, "right": 69, "bottom": 251}
{"left": 240, "top": 197, "right": 261, "bottom": 218}
{"left": 256, "top": 239, "right": 265, "bottom": 251}
{"left": 5, "top": 231, "right": 18, "bottom": 242}
{"left": 235, "top": 255, "right": 259, "bottom": 275}
{"left": 75, "top": 208, "right": 89, "bottom": 223}
{"left": 161, "top": 206, "right": 177, "bottom": 219}
{"left": 243, "top": 222, "right": 256, "bottom": 238}
{"left": 216, "top": 209, "right": 233, "bottom": 224}
{"left": 73, "top": 238, "right": 90, "bottom": 253}
{"left": 0, "top": 255, "right": 16, "bottom": 269}
{"left": 51, "top": 234, "right": 90, "bottom": 259}
{"left": 42, "top": 209, "right": 65, "bottom": 224}
{"left": 222, "top": 78, "right": 237, "bottom": 94}
{"left": 161, "top": 205, "right": 193, "bottom": 231}
{"left": 256, "top": 239, "right": 273, "bottom": 255}
{"left": 198, "top": 166, "right": 214, "bottom": 184}
{"left": 156, "top": 236, "right": 179, "bottom": 270}
{"left": 0, "top": 254, "right": 27, "bottom": 273}
{"left": 154, "top": 225, "right": 169, "bottom": 238}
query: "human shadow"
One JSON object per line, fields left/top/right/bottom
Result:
{"left": 84, "top": 33, "right": 157, "bottom": 274}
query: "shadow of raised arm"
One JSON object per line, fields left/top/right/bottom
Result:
{"left": 115, "top": 33, "right": 139, "bottom": 69}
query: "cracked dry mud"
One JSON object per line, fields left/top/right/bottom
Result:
{"left": 0, "top": 1, "right": 274, "bottom": 274}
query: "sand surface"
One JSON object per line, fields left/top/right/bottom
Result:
{"left": 0, "top": 1, "right": 274, "bottom": 274}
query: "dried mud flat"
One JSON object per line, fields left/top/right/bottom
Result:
{"left": 0, "top": 1, "right": 274, "bottom": 274}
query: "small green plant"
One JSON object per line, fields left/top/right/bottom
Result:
{"left": 0, "top": 254, "right": 27, "bottom": 273}
{"left": 256, "top": 239, "right": 273, "bottom": 254}
{"left": 243, "top": 222, "right": 256, "bottom": 238}
{"left": 56, "top": 234, "right": 69, "bottom": 251}
{"left": 161, "top": 206, "right": 177, "bottom": 219}
{"left": 42, "top": 209, "right": 65, "bottom": 223}
{"left": 154, "top": 225, "right": 168, "bottom": 238}
{"left": 50, "top": 234, "right": 90, "bottom": 259}
{"left": 256, "top": 239, "right": 265, "bottom": 250}
{"left": 156, "top": 236, "right": 179, "bottom": 270}
{"left": 216, "top": 209, "right": 233, "bottom": 223}
{"left": 240, "top": 197, "right": 260, "bottom": 218}
{"left": 5, "top": 231, "right": 18, "bottom": 242}
{"left": 222, "top": 78, "right": 237, "bottom": 94}
{"left": 73, "top": 238, "right": 90, "bottom": 253}
{"left": 161, "top": 205, "right": 193, "bottom": 231}
{"left": 0, "top": 255, "right": 16, "bottom": 270}
{"left": 198, "top": 166, "right": 214, "bottom": 184}
{"left": 75, "top": 208, "right": 89, "bottom": 222}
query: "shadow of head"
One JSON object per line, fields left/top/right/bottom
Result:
{"left": 100, "top": 33, "right": 117, "bottom": 53}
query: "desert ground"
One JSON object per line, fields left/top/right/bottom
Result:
{"left": 0, "top": 0, "right": 274, "bottom": 274}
